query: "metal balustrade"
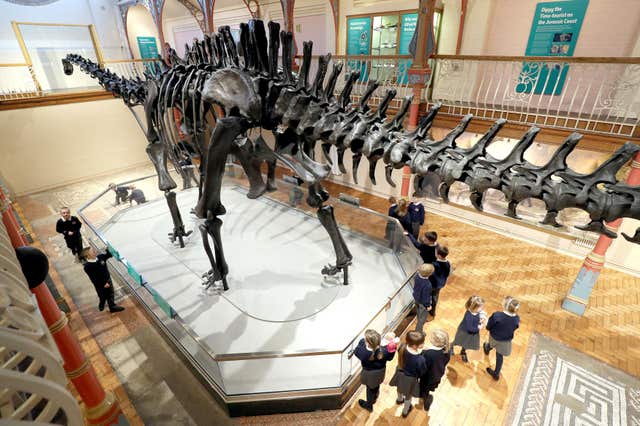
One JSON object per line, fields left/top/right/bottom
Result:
{"left": 430, "top": 55, "right": 640, "bottom": 137}
{"left": 2, "top": 19, "right": 639, "bottom": 140}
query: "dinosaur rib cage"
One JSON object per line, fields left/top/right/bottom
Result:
{"left": 63, "top": 18, "right": 640, "bottom": 245}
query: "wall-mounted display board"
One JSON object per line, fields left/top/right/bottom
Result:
{"left": 137, "top": 36, "right": 158, "bottom": 59}
{"left": 517, "top": 0, "right": 589, "bottom": 95}
{"left": 347, "top": 16, "right": 372, "bottom": 80}
{"left": 346, "top": 10, "right": 441, "bottom": 85}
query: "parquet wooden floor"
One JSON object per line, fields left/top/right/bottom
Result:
{"left": 322, "top": 180, "right": 640, "bottom": 426}
{"left": 16, "top": 165, "right": 639, "bottom": 426}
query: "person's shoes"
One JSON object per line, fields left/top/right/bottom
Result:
{"left": 486, "top": 367, "right": 499, "bottom": 381}
{"left": 424, "top": 394, "right": 434, "bottom": 411}
{"left": 483, "top": 342, "right": 491, "bottom": 355}
{"left": 98, "top": 300, "right": 105, "bottom": 311}
{"left": 358, "top": 399, "right": 373, "bottom": 412}
{"left": 461, "top": 351, "right": 468, "bottom": 363}
{"left": 401, "top": 405, "right": 412, "bottom": 418}
{"left": 109, "top": 305, "right": 125, "bottom": 313}
{"left": 395, "top": 397, "right": 404, "bottom": 405}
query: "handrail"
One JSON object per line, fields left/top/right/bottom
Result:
{"left": 431, "top": 54, "right": 640, "bottom": 64}
{"left": 77, "top": 172, "right": 420, "bottom": 362}
{"left": 103, "top": 58, "right": 160, "bottom": 64}
{"left": 0, "top": 63, "right": 29, "bottom": 67}
{"left": 295, "top": 54, "right": 413, "bottom": 60}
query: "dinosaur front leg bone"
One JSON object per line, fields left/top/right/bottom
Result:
{"left": 166, "top": 190, "right": 192, "bottom": 248}
{"left": 317, "top": 204, "right": 353, "bottom": 285}
{"left": 195, "top": 117, "right": 249, "bottom": 219}
{"left": 201, "top": 213, "right": 229, "bottom": 291}
{"left": 146, "top": 142, "right": 177, "bottom": 191}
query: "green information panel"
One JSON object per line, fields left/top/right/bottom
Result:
{"left": 136, "top": 36, "right": 158, "bottom": 59}
{"left": 398, "top": 13, "right": 418, "bottom": 84}
{"left": 347, "top": 17, "right": 371, "bottom": 81}
{"left": 146, "top": 285, "right": 176, "bottom": 318}
{"left": 517, "top": 0, "right": 589, "bottom": 95}
{"left": 399, "top": 13, "right": 417, "bottom": 54}
{"left": 106, "top": 241, "right": 120, "bottom": 261}
{"left": 126, "top": 262, "right": 144, "bottom": 286}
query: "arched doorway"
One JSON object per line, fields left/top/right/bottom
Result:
{"left": 212, "top": 0, "right": 252, "bottom": 42}
{"left": 125, "top": 4, "right": 161, "bottom": 60}
{"left": 292, "top": 0, "right": 335, "bottom": 55}
{"left": 162, "top": 0, "right": 204, "bottom": 58}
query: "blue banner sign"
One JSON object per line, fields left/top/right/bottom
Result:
{"left": 347, "top": 17, "right": 371, "bottom": 81}
{"left": 398, "top": 13, "right": 418, "bottom": 84}
{"left": 137, "top": 36, "right": 158, "bottom": 59}
{"left": 517, "top": 0, "right": 589, "bottom": 95}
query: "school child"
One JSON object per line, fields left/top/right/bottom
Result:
{"left": 387, "top": 196, "right": 398, "bottom": 216}
{"left": 81, "top": 247, "right": 125, "bottom": 313}
{"left": 419, "top": 328, "right": 451, "bottom": 411}
{"left": 385, "top": 197, "right": 398, "bottom": 242}
{"left": 353, "top": 330, "right": 398, "bottom": 412}
{"left": 483, "top": 297, "right": 521, "bottom": 381}
{"left": 390, "top": 331, "right": 427, "bottom": 418}
{"left": 413, "top": 264, "right": 435, "bottom": 333}
{"left": 450, "top": 296, "right": 486, "bottom": 362}
{"left": 407, "top": 199, "right": 425, "bottom": 239}
{"left": 390, "top": 198, "right": 412, "bottom": 234}
{"left": 429, "top": 246, "right": 451, "bottom": 318}
{"left": 408, "top": 231, "right": 438, "bottom": 264}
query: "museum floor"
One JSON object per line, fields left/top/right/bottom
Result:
{"left": 16, "top": 164, "right": 640, "bottom": 425}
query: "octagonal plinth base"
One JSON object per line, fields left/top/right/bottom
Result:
{"left": 99, "top": 185, "right": 415, "bottom": 415}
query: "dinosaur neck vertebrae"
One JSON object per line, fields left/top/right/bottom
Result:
{"left": 63, "top": 18, "right": 640, "bottom": 290}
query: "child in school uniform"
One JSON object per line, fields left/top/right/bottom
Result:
{"left": 450, "top": 296, "right": 486, "bottom": 362}
{"left": 483, "top": 297, "right": 520, "bottom": 381}
{"left": 413, "top": 264, "right": 435, "bottom": 333}
{"left": 81, "top": 247, "right": 125, "bottom": 313}
{"left": 390, "top": 331, "right": 427, "bottom": 418}
{"left": 408, "top": 231, "right": 438, "bottom": 264}
{"left": 429, "top": 245, "right": 451, "bottom": 319}
{"left": 419, "top": 328, "right": 451, "bottom": 411}
{"left": 354, "top": 329, "right": 398, "bottom": 412}
{"left": 385, "top": 197, "right": 398, "bottom": 242}
{"left": 407, "top": 199, "right": 425, "bottom": 239}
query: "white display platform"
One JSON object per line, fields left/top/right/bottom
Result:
{"left": 100, "top": 186, "right": 413, "bottom": 394}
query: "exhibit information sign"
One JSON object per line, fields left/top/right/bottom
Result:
{"left": 347, "top": 17, "right": 371, "bottom": 81}
{"left": 137, "top": 36, "right": 159, "bottom": 74}
{"left": 137, "top": 36, "right": 158, "bottom": 59}
{"left": 398, "top": 12, "right": 417, "bottom": 84}
{"left": 517, "top": 0, "right": 589, "bottom": 95}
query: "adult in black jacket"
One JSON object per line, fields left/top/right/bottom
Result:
{"left": 81, "top": 247, "right": 124, "bottom": 313}
{"left": 56, "top": 207, "right": 83, "bottom": 256}
{"left": 419, "top": 329, "right": 451, "bottom": 411}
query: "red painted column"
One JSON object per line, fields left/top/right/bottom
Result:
{"left": 563, "top": 152, "right": 640, "bottom": 315}
{"left": 31, "top": 284, "right": 124, "bottom": 425}
{"left": 401, "top": 0, "right": 436, "bottom": 197}
{"left": 12, "top": 241, "right": 126, "bottom": 424}
{"left": 0, "top": 188, "right": 28, "bottom": 247}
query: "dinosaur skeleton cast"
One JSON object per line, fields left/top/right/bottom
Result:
{"left": 63, "top": 19, "right": 640, "bottom": 291}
